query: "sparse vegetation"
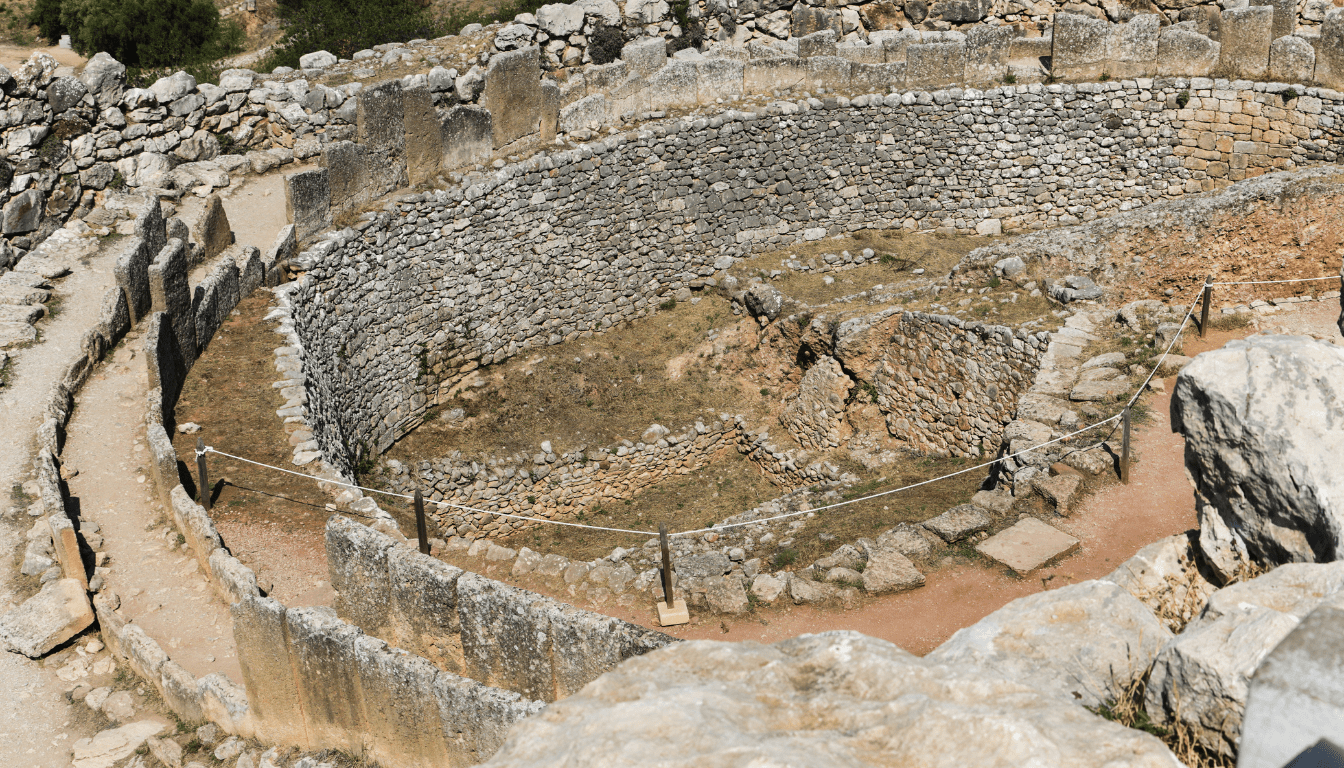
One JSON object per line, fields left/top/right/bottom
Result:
{"left": 260, "top": 0, "right": 441, "bottom": 71}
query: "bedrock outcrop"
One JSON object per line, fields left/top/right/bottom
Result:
{"left": 480, "top": 631, "right": 1181, "bottom": 767}
{"left": 1171, "top": 335, "right": 1344, "bottom": 581}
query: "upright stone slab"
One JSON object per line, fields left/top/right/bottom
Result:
{"left": 643, "top": 60, "right": 699, "bottom": 111}
{"left": 112, "top": 235, "right": 153, "bottom": 323}
{"left": 286, "top": 606, "right": 367, "bottom": 754}
{"left": 356, "top": 79, "right": 408, "bottom": 196}
{"left": 353, "top": 636, "right": 455, "bottom": 768}
{"left": 456, "top": 572, "right": 556, "bottom": 701}
{"left": 134, "top": 196, "right": 167, "bottom": 256}
{"left": 1270, "top": 0, "right": 1296, "bottom": 40}
{"left": 539, "top": 80, "right": 560, "bottom": 143}
{"left": 230, "top": 596, "right": 308, "bottom": 747}
{"left": 548, "top": 605, "right": 676, "bottom": 699}
{"left": 792, "top": 3, "right": 841, "bottom": 38}
{"left": 1269, "top": 35, "right": 1315, "bottom": 82}
{"left": 1052, "top": 12, "right": 1112, "bottom": 80}
{"left": 1107, "top": 14, "right": 1159, "bottom": 78}
{"left": 148, "top": 238, "right": 196, "bottom": 368}
{"left": 906, "top": 41, "right": 967, "bottom": 87}
{"left": 193, "top": 257, "right": 239, "bottom": 352}
{"left": 403, "top": 85, "right": 442, "bottom": 187}
{"left": 145, "top": 312, "right": 187, "bottom": 414}
{"left": 285, "top": 168, "right": 331, "bottom": 242}
{"left": 1316, "top": 9, "right": 1344, "bottom": 90}
{"left": 326, "top": 515, "right": 396, "bottom": 638}
{"left": 441, "top": 105, "right": 493, "bottom": 170}
{"left": 320, "top": 141, "right": 369, "bottom": 213}
{"left": 387, "top": 544, "right": 465, "bottom": 674}
{"left": 1218, "top": 6, "right": 1273, "bottom": 79}
{"left": 798, "top": 29, "right": 838, "bottom": 59}
{"left": 192, "top": 194, "right": 233, "bottom": 262}
{"left": 484, "top": 47, "right": 542, "bottom": 149}
{"left": 1238, "top": 599, "right": 1344, "bottom": 768}
{"left": 964, "top": 24, "right": 1014, "bottom": 83}
{"left": 621, "top": 36, "right": 667, "bottom": 77}
{"left": 1157, "top": 27, "right": 1221, "bottom": 77}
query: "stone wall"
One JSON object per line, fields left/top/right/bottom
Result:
{"left": 325, "top": 517, "right": 676, "bottom": 702}
{"left": 289, "top": 76, "right": 1339, "bottom": 475}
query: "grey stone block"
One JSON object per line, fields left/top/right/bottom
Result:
{"left": 622, "top": 36, "right": 667, "bottom": 77}
{"left": 387, "top": 543, "right": 465, "bottom": 674}
{"left": 148, "top": 238, "right": 196, "bottom": 368}
{"left": 327, "top": 515, "right": 396, "bottom": 637}
{"left": 484, "top": 47, "right": 542, "bottom": 148}
{"left": 907, "top": 41, "right": 967, "bottom": 87}
{"left": 284, "top": 168, "right": 331, "bottom": 242}
{"left": 404, "top": 85, "right": 442, "bottom": 186}
{"left": 286, "top": 606, "right": 367, "bottom": 752}
{"left": 1053, "top": 12, "right": 1111, "bottom": 80}
{"left": 798, "top": 30, "right": 838, "bottom": 59}
{"left": 1269, "top": 35, "right": 1315, "bottom": 82}
{"left": 1108, "top": 14, "right": 1159, "bottom": 78}
{"left": 441, "top": 105, "right": 493, "bottom": 171}
{"left": 191, "top": 194, "right": 233, "bottom": 262}
{"left": 1157, "top": 27, "right": 1220, "bottom": 77}
{"left": 1319, "top": 9, "right": 1344, "bottom": 90}
{"left": 96, "top": 286, "right": 130, "bottom": 348}
{"left": 0, "top": 578, "right": 92, "bottom": 658}
{"left": 145, "top": 312, "right": 187, "bottom": 414}
{"left": 456, "top": 572, "right": 557, "bottom": 700}
{"left": 231, "top": 596, "right": 308, "bottom": 746}
{"left": 1218, "top": 6, "right": 1273, "bottom": 79}
{"left": 548, "top": 604, "right": 676, "bottom": 698}
{"left": 964, "top": 24, "right": 1015, "bottom": 84}
{"left": 2, "top": 188, "right": 42, "bottom": 234}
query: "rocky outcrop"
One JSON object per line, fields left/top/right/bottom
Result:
{"left": 480, "top": 631, "right": 1182, "bottom": 767}
{"left": 1105, "top": 532, "right": 1217, "bottom": 633}
{"left": 0, "top": 578, "right": 94, "bottom": 657}
{"left": 1171, "top": 335, "right": 1344, "bottom": 582}
{"left": 779, "top": 355, "right": 853, "bottom": 450}
{"left": 927, "top": 580, "right": 1172, "bottom": 709}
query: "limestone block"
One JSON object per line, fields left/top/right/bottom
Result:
{"left": 921, "top": 504, "right": 991, "bottom": 542}
{"left": 1318, "top": 9, "right": 1344, "bottom": 90}
{"left": 1104, "top": 532, "right": 1217, "bottom": 633}
{"left": 2, "top": 188, "right": 42, "bottom": 233}
{"left": 539, "top": 80, "right": 559, "bottom": 143}
{"left": 0, "top": 578, "right": 93, "bottom": 657}
{"left": 208, "top": 549, "right": 259, "bottom": 605}
{"left": 1218, "top": 6, "right": 1273, "bottom": 80}
{"left": 639, "top": 59, "right": 699, "bottom": 112}
{"left": 484, "top": 47, "right": 542, "bottom": 148}
{"left": 95, "top": 286, "right": 130, "bottom": 351}
{"left": 930, "top": 0, "right": 990, "bottom": 23}
{"left": 456, "top": 572, "right": 557, "bottom": 700}
{"left": 431, "top": 668, "right": 546, "bottom": 761}
{"left": 1238, "top": 598, "right": 1344, "bottom": 768}
{"left": 235, "top": 245, "right": 263, "bottom": 298}
{"left": 1171, "top": 336, "right": 1344, "bottom": 578}
{"left": 47, "top": 74, "right": 86, "bottom": 113}
{"left": 169, "top": 485, "right": 223, "bottom": 571}
{"left": 286, "top": 606, "right": 367, "bottom": 753}
{"left": 780, "top": 355, "right": 853, "bottom": 450}
{"left": 1268, "top": 34, "right": 1315, "bottom": 82}
{"left": 353, "top": 635, "right": 456, "bottom": 768}
{"left": 230, "top": 596, "right": 307, "bottom": 746}
{"left": 284, "top": 168, "right": 331, "bottom": 243}
{"left": 696, "top": 58, "right": 744, "bottom": 103}
{"left": 976, "top": 517, "right": 1080, "bottom": 574}
{"left": 191, "top": 194, "right": 233, "bottom": 262}
{"left": 71, "top": 722, "right": 166, "bottom": 768}
{"left": 441, "top": 105, "right": 493, "bottom": 170}
{"left": 480, "top": 631, "right": 1182, "bottom": 766}
{"left": 159, "top": 660, "right": 205, "bottom": 724}
{"left": 321, "top": 141, "right": 370, "bottom": 212}
{"left": 964, "top": 24, "right": 1015, "bottom": 84}
{"left": 798, "top": 30, "right": 838, "bottom": 59}
{"left": 837, "top": 41, "right": 884, "bottom": 64}
{"left": 47, "top": 513, "right": 86, "bottom": 590}
{"left": 874, "top": 28, "right": 921, "bottom": 62}
{"left": 192, "top": 256, "right": 239, "bottom": 353}
{"left": 861, "top": 1, "right": 908, "bottom": 31}
{"left": 148, "top": 239, "right": 196, "bottom": 369}
{"left": 1052, "top": 12, "right": 1112, "bottom": 80}
{"left": 906, "top": 41, "right": 967, "bottom": 87}
{"left": 197, "top": 673, "right": 251, "bottom": 738}
{"left": 145, "top": 313, "right": 187, "bottom": 415}
{"left": 559, "top": 94, "right": 609, "bottom": 133}
{"left": 792, "top": 3, "right": 842, "bottom": 38}
{"left": 861, "top": 548, "right": 925, "bottom": 594}
{"left": 386, "top": 542, "right": 465, "bottom": 673}
{"left": 1107, "top": 14, "right": 1159, "bottom": 78}
{"left": 850, "top": 62, "right": 907, "bottom": 92}
{"left": 327, "top": 515, "right": 396, "bottom": 637}
{"left": 112, "top": 236, "right": 153, "bottom": 323}
{"left": 622, "top": 36, "right": 667, "bottom": 76}
{"left": 549, "top": 603, "right": 676, "bottom": 697}
{"left": 403, "top": 85, "right": 443, "bottom": 187}
{"left": 355, "top": 79, "right": 409, "bottom": 194}
{"left": 538, "top": 2, "right": 584, "bottom": 35}
{"left": 1270, "top": 0, "right": 1295, "bottom": 40}
{"left": 929, "top": 580, "right": 1172, "bottom": 709}
{"left": 1157, "top": 27, "right": 1220, "bottom": 77}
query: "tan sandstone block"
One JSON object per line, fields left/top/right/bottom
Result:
{"left": 1197, "top": 131, "right": 1217, "bottom": 150}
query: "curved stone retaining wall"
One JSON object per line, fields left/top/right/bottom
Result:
{"left": 290, "top": 77, "right": 1340, "bottom": 473}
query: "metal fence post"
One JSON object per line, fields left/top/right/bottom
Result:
{"left": 1200, "top": 276, "right": 1213, "bottom": 338}
{"left": 1120, "top": 407, "right": 1132, "bottom": 484}
{"left": 414, "top": 489, "right": 429, "bottom": 554}
{"left": 659, "top": 523, "right": 674, "bottom": 605}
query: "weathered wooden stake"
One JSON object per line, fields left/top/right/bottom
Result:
{"left": 196, "top": 437, "right": 211, "bottom": 511}
{"left": 1199, "top": 277, "right": 1213, "bottom": 338}
{"left": 659, "top": 523, "right": 674, "bottom": 605}
{"left": 1120, "top": 407, "right": 1132, "bottom": 484}
{"left": 414, "top": 490, "right": 429, "bottom": 554}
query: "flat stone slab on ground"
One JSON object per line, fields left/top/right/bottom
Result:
{"left": 922, "top": 504, "right": 993, "bottom": 543}
{"left": 0, "top": 577, "right": 94, "bottom": 657}
{"left": 0, "top": 321, "right": 37, "bottom": 348}
{"left": 977, "top": 517, "right": 1080, "bottom": 575}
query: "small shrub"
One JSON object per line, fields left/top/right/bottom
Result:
{"left": 759, "top": 387, "right": 771, "bottom": 397}
{"left": 36, "top": 0, "right": 243, "bottom": 68}
{"left": 526, "top": 495, "right": 536, "bottom": 504}
{"left": 659, "top": 298, "right": 677, "bottom": 311}
{"left": 1003, "top": 72, "right": 1017, "bottom": 84}
{"left": 1099, "top": 72, "right": 1111, "bottom": 82}
{"left": 988, "top": 277, "right": 1001, "bottom": 289}
{"left": 1282, "top": 87, "right": 1299, "bottom": 102}
{"left": 1175, "top": 90, "right": 1190, "bottom": 109}
{"left": 588, "top": 23, "right": 625, "bottom": 65}
{"left": 772, "top": 548, "right": 798, "bottom": 568}
{"left": 215, "top": 132, "right": 237, "bottom": 154}
{"left": 878, "top": 253, "right": 897, "bottom": 265}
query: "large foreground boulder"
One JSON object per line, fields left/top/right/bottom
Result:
{"left": 1171, "top": 336, "right": 1344, "bottom": 582}
{"left": 481, "top": 631, "right": 1182, "bottom": 767}
{"left": 926, "top": 580, "right": 1172, "bottom": 709}
{"left": 0, "top": 578, "right": 94, "bottom": 657}
{"left": 1144, "top": 563, "right": 1344, "bottom": 758}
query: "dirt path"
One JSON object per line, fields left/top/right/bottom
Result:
{"left": 0, "top": 44, "right": 85, "bottom": 73}
{"left": 62, "top": 340, "right": 245, "bottom": 684}
{"left": 0, "top": 233, "right": 114, "bottom": 767}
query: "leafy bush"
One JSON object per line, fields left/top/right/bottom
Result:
{"left": 262, "top": 0, "right": 441, "bottom": 71}
{"left": 1175, "top": 89, "right": 1190, "bottom": 109}
{"left": 33, "top": 0, "right": 242, "bottom": 68}
{"left": 588, "top": 23, "right": 624, "bottom": 65}
{"left": 666, "top": 0, "right": 705, "bottom": 53}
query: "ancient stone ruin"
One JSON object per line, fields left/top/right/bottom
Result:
{"left": 0, "top": 2, "right": 1343, "bottom": 766}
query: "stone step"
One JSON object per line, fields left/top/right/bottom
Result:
{"left": 0, "top": 322, "right": 37, "bottom": 348}
{"left": 0, "top": 284, "right": 50, "bottom": 305}
{"left": 0, "top": 303, "right": 43, "bottom": 325}
{"left": 976, "top": 517, "right": 1080, "bottom": 575}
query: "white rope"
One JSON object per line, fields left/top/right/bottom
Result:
{"left": 1126, "top": 286, "right": 1204, "bottom": 408}
{"left": 1210, "top": 275, "right": 1340, "bottom": 286}
{"left": 673, "top": 413, "right": 1124, "bottom": 536}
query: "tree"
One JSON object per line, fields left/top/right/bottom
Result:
{"left": 264, "top": 0, "right": 440, "bottom": 71}
{"left": 32, "top": 0, "right": 241, "bottom": 68}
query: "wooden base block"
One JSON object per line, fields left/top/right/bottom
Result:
{"left": 657, "top": 599, "right": 689, "bottom": 627}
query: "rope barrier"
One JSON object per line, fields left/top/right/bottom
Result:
{"left": 195, "top": 270, "right": 1340, "bottom": 540}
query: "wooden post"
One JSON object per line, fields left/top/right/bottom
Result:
{"left": 659, "top": 523, "right": 674, "bottom": 605}
{"left": 196, "top": 437, "right": 211, "bottom": 511}
{"left": 414, "top": 490, "right": 429, "bottom": 555}
{"left": 1120, "top": 407, "right": 1132, "bottom": 484}
{"left": 1199, "top": 277, "right": 1213, "bottom": 338}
